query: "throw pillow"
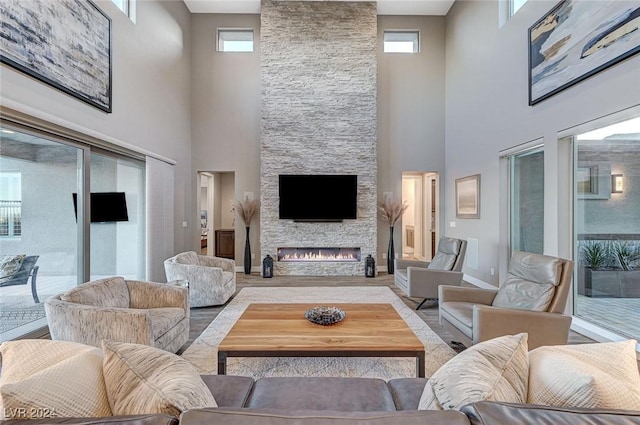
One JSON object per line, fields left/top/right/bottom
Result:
{"left": 102, "top": 340, "right": 217, "bottom": 416}
{"left": 418, "top": 333, "right": 529, "bottom": 410}
{"left": 0, "top": 254, "right": 25, "bottom": 284}
{"left": 528, "top": 340, "right": 640, "bottom": 409}
{"left": 0, "top": 339, "right": 112, "bottom": 418}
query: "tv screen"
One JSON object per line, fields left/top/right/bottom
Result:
{"left": 73, "top": 192, "right": 129, "bottom": 223}
{"left": 279, "top": 175, "right": 357, "bottom": 221}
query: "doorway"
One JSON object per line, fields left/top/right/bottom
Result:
{"left": 197, "top": 172, "right": 235, "bottom": 258}
{"left": 401, "top": 172, "right": 439, "bottom": 261}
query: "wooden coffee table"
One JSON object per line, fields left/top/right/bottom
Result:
{"left": 217, "top": 303, "right": 425, "bottom": 377}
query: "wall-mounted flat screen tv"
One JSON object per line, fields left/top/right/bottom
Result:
{"left": 279, "top": 174, "right": 357, "bottom": 222}
{"left": 73, "top": 192, "right": 129, "bottom": 222}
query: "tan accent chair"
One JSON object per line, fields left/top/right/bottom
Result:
{"left": 439, "top": 251, "right": 574, "bottom": 350}
{"left": 45, "top": 276, "right": 189, "bottom": 353}
{"left": 394, "top": 237, "right": 467, "bottom": 310}
{"left": 164, "top": 251, "right": 236, "bottom": 308}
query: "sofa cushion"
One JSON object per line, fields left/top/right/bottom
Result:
{"left": 200, "top": 375, "right": 255, "bottom": 408}
{"left": 461, "top": 401, "right": 640, "bottom": 425}
{"left": 387, "top": 378, "right": 429, "bottom": 410}
{"left": 179, "top": 408, "right": 471, "bottom": 425}
{"left": 427, "top": 238, "right": 461, "bottom": 271}
{"left": 527, "top": 340, "right": 640, "bottom": 409}
{"left": 491, "top": 251, "right": 563, "bottom": 311}
{"left": 427, "top": 252, "right": 456, "bottom": 271}
{"left": 438, "top": 238, "right": 462, "bottom": 256}
{"left": 175, "top": 251, "right": 198, "bottom": 265}
{"left": 61, "top": 276, "right": 130, "bottom": 308}
{"left": 149, "top": 308, "right": 186, "bottom": 340}
{"left": 418, "top": 333, "right": 529, "bottom": 411}
{"left": 246, "top": 377, "right": 396, "bottom": 412}
{"left": 0, "top": 339, "right": 112, "bottom": 418}
{"left": 0, "top": 415, "right": 179, "bottom": 425}
{"left": 507, "top": 251, "right": 563, "bottom": 285}
{"left": 440, "top": 302, "right": 474, "bottom": 339}
{"left": 0, "top": 254, "right": 25, "bottom": 284}
{"left": 491, "top": 275, "right": 555, "bottom": 311}
{"left": 102, "top": 341, "right": 216, "bottom": 416}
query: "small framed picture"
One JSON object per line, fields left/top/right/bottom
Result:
{"left": 456, "top": 174, "right": 480, "bottom": 219}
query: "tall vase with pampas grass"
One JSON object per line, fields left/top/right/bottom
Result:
{"left": 379, "top": 199, "right": 408, "bottom": 274}
{"left": 234, "top": 197, "right": 260, "bottom": 274}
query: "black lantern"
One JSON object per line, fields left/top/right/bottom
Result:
{"left": 262, "top": 254, "right": 274, "bottom": 278}
{"left": 365, "top": 254, "right": 375, "bottom": 278}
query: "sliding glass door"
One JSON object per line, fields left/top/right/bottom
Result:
{"left": 90, "top": 150, "right": 145, "bottom": 281}
{"left": 573, "top": 115, "right": 640, "bottom": 339}
{"left": 0, "top": 125, "right": 84, "bottom": 340}
{"left": 509, "top": 147, "right": 544, "bottom": 256}
{"left": 0, "top": 123, "right": 147, "bottom": 341}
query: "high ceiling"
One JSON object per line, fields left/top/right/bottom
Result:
{"left": 182, "top": 0, "right": 456, "bottom": 16}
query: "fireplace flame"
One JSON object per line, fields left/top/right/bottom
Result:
{"left": 278, "top": 248, "right": 361, "bottom": 262}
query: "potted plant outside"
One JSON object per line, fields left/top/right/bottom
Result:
{"left": 581, "top": 240, "right": 640, "bottom": 298}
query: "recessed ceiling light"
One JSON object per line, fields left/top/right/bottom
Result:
{"left": 1, "top": 129, "right": 15, "bottom": 134}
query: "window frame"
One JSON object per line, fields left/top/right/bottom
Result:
{"left": 509, "top": 0, "right": 528, "bottom": 17}
{"left": 111, "top": 0, "right": 135, "bottom": 22}
{"left": 383, "top": 30, "right": 420, "bottom": 54}
{"left": 217, "top": 28, "right": 255, "bottom": 53}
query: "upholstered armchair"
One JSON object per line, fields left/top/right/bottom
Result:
{"left": 394, "top": 237, "right": 467, "bottom": 309}
{"left": 164, "top": 251, "right": 236, "bottom": 307}
{"left": 45, "top": 276, "right": 189, "bottom": 353}
{"left": 439, "top": 251, "right": 574, "bottom": 350}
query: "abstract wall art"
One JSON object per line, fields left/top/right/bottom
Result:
{"left": 529, "top": 0, "right": 640, "bottom": 105}
{"left": 0, "top": 0, "right": 112, "bottom": 112}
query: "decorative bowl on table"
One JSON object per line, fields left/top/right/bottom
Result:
{"left": 304, "top": 306, "right": 346, "bottom": 326}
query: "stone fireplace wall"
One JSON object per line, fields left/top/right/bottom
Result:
{"left": 260, "top": 0, "right": 378, "bottom": 275}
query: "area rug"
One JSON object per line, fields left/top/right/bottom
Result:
{"left": 181, "top": 286, "right": 456, "bottom": 379}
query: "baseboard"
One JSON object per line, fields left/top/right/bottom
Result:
{"left": 463, "top": 274, "right": 496, "bottom": 289}
{"left": 235, "top": 266, "right": 262, "bottom": 273}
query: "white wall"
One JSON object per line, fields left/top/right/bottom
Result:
{"left": 191, "top": 14, "right": 261, "bottom": 262}
{"left": 0, "top": 0, "right": 193, "bottom": 263}
{"left": 377, "top": 15, "right": 446, "bottom": 264}
{"left": 444, "top": 0, "right": 640, "bottom": 285}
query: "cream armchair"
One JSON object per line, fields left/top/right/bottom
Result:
{"left": 164, "top": 251, "right": 236, "bottom": 307}
{"left": 394, "top": 237, "right": 467, "bottom": 309}
{"left": 45, "top": 276, "right": 189, "bottom": 353}
{"left": 439, "top": 251, "right": 574, "bottom": 350}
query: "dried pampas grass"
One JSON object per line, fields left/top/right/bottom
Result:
{"left": 378, "top": 199, "right": 408, "bottom": 226}
{"left": 234, "top": 197, "right": 260, "bottom": 226}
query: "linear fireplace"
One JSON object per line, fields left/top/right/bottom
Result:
{"left": 277, "top": 247, "right": 361, "bottom": 262}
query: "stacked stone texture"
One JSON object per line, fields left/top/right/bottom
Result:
{"left": 260, "top": 0, "right": 378, "bottom": 275}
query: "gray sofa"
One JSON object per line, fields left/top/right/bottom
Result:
{"left": 5, "top": 375, "right": 639, "bottom": 425}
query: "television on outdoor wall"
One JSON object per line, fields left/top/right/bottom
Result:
{"left": 279, "top": 174, "right": 357, "bottom": 222}
{"left": 72, "top": 192, "right": 129, "bottom": 223}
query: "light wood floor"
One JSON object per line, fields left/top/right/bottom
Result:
{"left": 179, "top": 272, "right": 594, "bottom": 355}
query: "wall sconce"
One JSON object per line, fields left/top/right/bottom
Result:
{"left": 611, "top": 174, "right": 623, "bottom": 193}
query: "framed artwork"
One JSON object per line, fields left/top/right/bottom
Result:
{"left": 456, "top": 174, "right": 480, "bottom": 219}
{"left": 529, "top": 0, "right": 640, "bottom": 106}
{"left": 0, "top": 0, "right": 112, "bottom": 112}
